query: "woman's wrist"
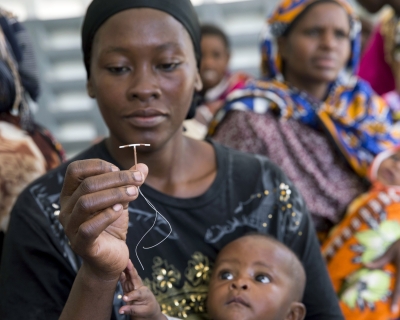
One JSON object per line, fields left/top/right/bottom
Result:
{"left": 80, "top": 262, "right": 122, "bottom": 284}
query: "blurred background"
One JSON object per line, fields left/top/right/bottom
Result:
{"left": 1, "top": 0, "right": 362, "bottom": 158}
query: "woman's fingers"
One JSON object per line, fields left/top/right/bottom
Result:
{"left": 364, "top": 239, "right": 400, "bottom": 313}
{"left": 69, "top": 206, "right": 128, "bottom": 255}
{"left": 61, "top": 159, "right": 119, "bottom": 199}
{"left": 65, "top": 185, "right": 138, "bottom": 232}
{"left": 64, "top": 167, "right": 146, "bottom": 214}
{"left": 391, "top": 266, "right": 400, "bottom": 314}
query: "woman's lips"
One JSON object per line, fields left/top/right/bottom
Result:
{"left": 124, "top": 109, "right": 167, "bottom": 128}
{"left": 313, "top": 57, "right": 337, "bottom": 69}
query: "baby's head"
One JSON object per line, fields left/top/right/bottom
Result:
{"left": 207, "top": 234, "right": 306, "bottom": 320}
{"left": 372, "top": 149, "right": 400, "bottom": 186}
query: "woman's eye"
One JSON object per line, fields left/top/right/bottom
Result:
{"left": 220, "top": 271, "right": 234, "bottom": 280}
{"left": 107, "top": 66, "right": 130, "bottom": 74}
{"left": 159, "top": 63, "right": 180, "bottom": 71}
{"left": 305, "top": 28, "right": 319, "bottom": 36}
{"left": 255, "top": 274, "right": 270, "bottom": 284}
{"left": 334, "top": 30, "right": 348, "bottom": 39}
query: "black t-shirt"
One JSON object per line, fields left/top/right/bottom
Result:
{"left": 0, "top": 140, "right": 343, "bottom": 320}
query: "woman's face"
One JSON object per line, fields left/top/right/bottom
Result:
{"left": 87, "top": 8, "right": 202, "bottom": 150}
{"left": 279, "top": 2, "right": 351, "bottom": 85}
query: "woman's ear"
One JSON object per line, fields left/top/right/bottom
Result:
{"left": 86, "top": 78, "right": 95, "bottom": 98}
{"left": 285, "top": 302, "right": 306, "bottom": 320}
{"left": 194, "top": 71, "right": 203, "bottom": 92}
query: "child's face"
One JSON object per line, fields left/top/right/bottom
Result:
{"left": 377, "top": 151, "right": 400, "bottom": 186}
{"left": 207, "top": 236, "right": 303, "bottom": 320}
{"left": 200, "top": 35, "right": 229, "bottom": 91}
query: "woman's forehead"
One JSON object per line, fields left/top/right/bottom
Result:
{"left": 93, "top": 8, "right": 192, "bottom": 51}
{"left": 293, "top": 2, "right": 350, "bottom": 28}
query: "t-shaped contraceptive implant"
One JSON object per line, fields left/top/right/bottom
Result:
{"left": 119, "top": 143, "right": 172, "bottom": 270}
{"left": 119, "top": 143, "right": 151, "bottom": 169}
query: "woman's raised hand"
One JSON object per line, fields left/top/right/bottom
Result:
{"left": 366, "top": 238, "right": 400, "bottom": 314}
{"left": 59, "top": 159, "right": 148, "bottom": 281}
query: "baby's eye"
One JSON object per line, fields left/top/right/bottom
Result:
{"left": 255, "top": 274, "right": 270, "bottom": 284}
{"left": 220, "top": 271, "right": 234, "bottom": 280}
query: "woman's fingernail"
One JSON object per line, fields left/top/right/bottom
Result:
{"left": 133, "top": 171, "right": 143, "bottom": 182}
{"left": 119, "top": 310, "right": 124, "bottom": 315}
{"left": 123, "top": 295, "right": 128, "bottom": 301}
{"left": 111, "top": 165, "right": 119, "bottom": 172}
{"left": 127, "top": 186, "right": 137, "bottom": 196}
{"left": 392, "top": 305, "right": 399, "bottom": 314}
{"left": 113, "top": 204, "right": 122, "bottom": 211}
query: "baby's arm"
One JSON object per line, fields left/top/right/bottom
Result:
{"left": 119, "top": 260, "right": 167, "bottom": 320}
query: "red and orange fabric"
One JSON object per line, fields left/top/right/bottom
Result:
{"left": 322, "top": 147, "right": 400, "bottom": 320}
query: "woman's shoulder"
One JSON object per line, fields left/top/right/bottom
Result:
{"left": 213, "top": 140, "right": 288, "bottom": 183}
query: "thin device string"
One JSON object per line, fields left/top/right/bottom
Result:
{"left": 119, "top": 143, "right": 173, "bottom": 270}
{"left": 135, "top": 187, "right": 173, "bottom": 270}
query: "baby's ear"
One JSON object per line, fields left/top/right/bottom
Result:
{"left": 285, "top": 302, "right": 306, "bottom": 320}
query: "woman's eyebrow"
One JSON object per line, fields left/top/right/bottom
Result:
{"left": 102, "top": 46, "right": 131, "bottom": 54}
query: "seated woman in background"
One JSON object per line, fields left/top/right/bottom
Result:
{"left": 0, "top": 8, "right": 64, "bottom": 257}
{"left": 0, "top": 0, "right": 342, "bottom": 319}
{"left": 322, "top": 146, "right": 400, "bottom": 319}
{"left": 210, "top": 0, "right": 400, "bottom": 237}
{"left": 184, "top": 24, "right": 251, "bottom": 140}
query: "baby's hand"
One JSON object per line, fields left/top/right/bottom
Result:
{"left": 119, "top": 260, "right": 166, "bottom": 320}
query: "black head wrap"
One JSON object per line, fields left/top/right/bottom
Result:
{"left": 81, "top": 0, "right": 201, "bottom": 118}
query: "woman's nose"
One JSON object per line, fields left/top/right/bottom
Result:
{"left": 320, "top": 30, "right": 336, "bottom": 49}
{"left": 127, "top": 67, "right": 161, "bottom": 102}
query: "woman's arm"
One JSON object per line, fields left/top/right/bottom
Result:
{"left": 58, "top": 159, "right": 148, "bottom": 320}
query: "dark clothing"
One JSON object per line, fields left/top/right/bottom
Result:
{"left": 0, "top": 140, "right": 343, "bottom": 320}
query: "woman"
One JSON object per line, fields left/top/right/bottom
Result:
{"left": 210, "top": 0, "right": 399, "bottom": 234}
{"left": 0, "top": 0, "right": 342, "bottom": 320}
{"left": 210, "top": 0, "right": 400, "bottom": 314}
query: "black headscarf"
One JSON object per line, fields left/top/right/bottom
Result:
{"left": 81, "top": 0, "right": 201, "bottom": 118}
{"left": 81, "top": 0, "right": 201, "bottom": 78}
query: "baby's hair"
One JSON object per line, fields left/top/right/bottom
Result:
{"left": 229, "top": 232, "right": 306, "bottom": 301}
{"left": 200, "top": 24, "right": 230, "bottom": 52}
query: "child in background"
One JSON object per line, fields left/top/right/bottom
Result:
{"left": 183, "top": 24, "right": 251, "bottom": 140}
{"left": 322, "top": 146, "right": 400, "bottom": 320}
{"left": 119, "top": 234, "right": 306, "bottom": 320}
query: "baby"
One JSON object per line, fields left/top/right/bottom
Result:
{"left": 119, "top": 233, "right": 306, "bottom": 320}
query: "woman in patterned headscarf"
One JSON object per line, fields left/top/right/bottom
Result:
{"left": 211, "top": 0, "right": 400, "bottom": 236}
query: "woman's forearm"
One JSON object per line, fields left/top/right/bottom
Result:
{"left": 59, "top": 263, "right": 119, "bottom": 320}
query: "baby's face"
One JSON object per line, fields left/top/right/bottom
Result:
{"left": 207, "top": 237, "right": 297, "bottom": 320}
{"left": 377, "top": 151, "right": 400, "bottom": 186}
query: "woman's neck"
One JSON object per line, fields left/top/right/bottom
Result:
{"left": 284, "top": 73, "right": 329, "bottom": 101}
{"left": 105, "top": 132, "right": 216, "bottom": 198}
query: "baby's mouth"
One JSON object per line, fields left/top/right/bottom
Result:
{"left": 226, "top": 296, "right": 250, "bottom": 308}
